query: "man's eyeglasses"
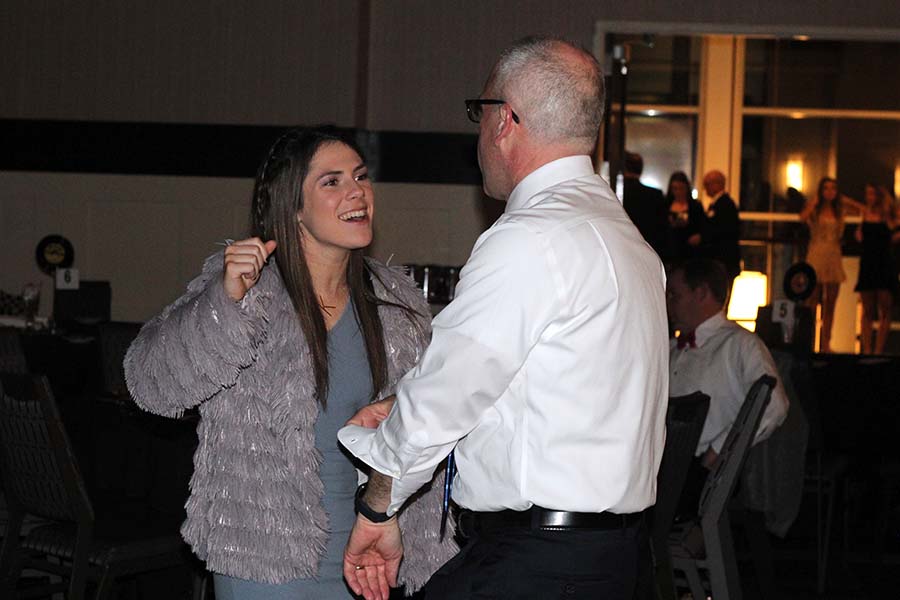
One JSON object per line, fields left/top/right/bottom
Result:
{"left": 465, "top": 99, "right": 520, "bottom": 124}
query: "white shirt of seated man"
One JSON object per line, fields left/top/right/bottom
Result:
{"left": 666, "top": 262, "right": 789, "bottom": 468}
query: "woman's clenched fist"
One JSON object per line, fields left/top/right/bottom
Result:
{"left": 223, "top": 238, "right": 278, "bottom": 301}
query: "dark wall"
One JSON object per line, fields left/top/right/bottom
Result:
{"left": 4, "top": 0, "right": 900, "bottom": 132}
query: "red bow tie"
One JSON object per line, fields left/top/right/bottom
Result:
{"left": 677, "top": 330, "right": 697, "bottom": 349}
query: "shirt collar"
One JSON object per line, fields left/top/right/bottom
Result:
{"left": 692, "top": 311, "right": 728, "bottom": 348}
{"left": 506, "top": 155, "right": 595, "bottom": 212}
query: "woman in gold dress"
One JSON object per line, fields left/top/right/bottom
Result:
{"left": 800, "top": 177, "right": 863, "bottom": 352}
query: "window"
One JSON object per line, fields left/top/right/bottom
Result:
{"left": 597, "top": 25, "right": 900, "bottom": 351}
{"left": 745, "top": 39, "right": 900, "bottom": 111}
{"left": 603, "top": 34, "right": 700, "bottom": 196}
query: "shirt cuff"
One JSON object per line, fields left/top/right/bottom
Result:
{"left": 338, "top": 424, "right": 433, "bottom": 516}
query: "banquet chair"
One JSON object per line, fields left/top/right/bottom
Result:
{"left": 93, "top": 321, "right": 153, "bottom": 501}
{"left": 796, "top": 357, "right": 850, "bottom": 595}
{"left": 0, "top": 328, "right": 28, "bottom": 375}
{"left": 651, "top": 391, "right": 710, "bottom": 600}
{"left": 670, "top": 375, "right": 776, "bottom": 600}
{"left": 0, "top": 373, "right": 192, "bottom": 600}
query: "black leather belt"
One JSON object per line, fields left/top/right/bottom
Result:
{"left": 457, "top": 507, "right": 643, "bottom": 537}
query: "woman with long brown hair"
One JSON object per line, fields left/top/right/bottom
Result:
{"left": 800, "top": 176, "right": 863, "bottom": 352}
{"left": 664, "top": 170, "right": 706, "bottom": 263}
{"left": 125, "top": 127, "right": 455, "bottom": 599}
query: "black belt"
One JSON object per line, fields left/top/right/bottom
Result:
{"left": 457, "top": 506, "right": 644, "bottom": 537}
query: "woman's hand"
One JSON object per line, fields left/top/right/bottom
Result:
{"left": 840, "top": 193, "right": 866, "bottom": 215}
{"left": 343, "top": 515, "right": 402, "bottom": 600}
{"left": 223, "top": 238, "right": 278, "bottom": 301}
{"left": 800, "top": 195, "right": 819, "bottom": 222}
{"left": 347, "top": 396, "right": 396, "bottom": 429}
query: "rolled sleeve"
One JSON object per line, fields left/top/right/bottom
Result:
{"left": 337, "top": 423, "right": 434, "bottom": 515}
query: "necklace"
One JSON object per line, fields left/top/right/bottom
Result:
{"left": 318, "top": 294, "right": 336, "bottom": 317}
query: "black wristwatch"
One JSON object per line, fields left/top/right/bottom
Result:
{"left": 354, "top": 483, "right": 392, "bottom": 523}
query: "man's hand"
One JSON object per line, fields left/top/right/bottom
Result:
{"left": 701, "top": 447, "right": 719, "bottom": 470}
{"left": 347, "top": 396, "right": 396, "bottom": 428}
{"left": 343, "top": 514, "right": 403, "bottom": 600}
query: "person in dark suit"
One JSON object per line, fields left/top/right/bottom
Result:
{"left": 700, "top": 170, "right": 741, "bottom": 281}
{"left": 622, "top": 151, "right": 668, "bottom": 258}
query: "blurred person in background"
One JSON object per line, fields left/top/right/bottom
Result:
{"left": 800, "top": 176, "right": 863, "bottom": 352}
{"left": 699, "top": 170, "right": 741, "bottom": 283}
{"left": 623, "top": 151, "right": 668, "bottom": 258}
{"left": 665, "top": 170, "right": 706, "bottom": 264}
{"left": 855, "top": 183, "right": 898, "bottom": 354}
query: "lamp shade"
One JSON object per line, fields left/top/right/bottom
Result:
{"left": 786, "top": 158, "right": 804, "bottom": 191}
{"left": 727, "top": 270, "right": 768, "bottom": 331}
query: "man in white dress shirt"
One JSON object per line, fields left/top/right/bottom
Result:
{"left": 667, "top": 258, "right": 789, "bottom": 516}
{"left": 339, "top": 36, "right": 669, "bottom": 600}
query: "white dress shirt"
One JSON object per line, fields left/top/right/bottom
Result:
{"left": 339, "top": 155, "right": 669, "bottom": 515}
{"left": 669, "top": 312, "right": 790, "bottom": 456}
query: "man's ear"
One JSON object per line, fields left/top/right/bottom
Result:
{"left": 695, "top": 282, "right": 711, "bottom": 303}
{"left": 495, "top": 104, "right": 516, "bottom": 142}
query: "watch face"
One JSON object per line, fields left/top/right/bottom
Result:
{"left": 784, "top": 262, "right": 817, "bottom": 301}
{"left": 35, "top": 235, "right": 74, "bottom": 274}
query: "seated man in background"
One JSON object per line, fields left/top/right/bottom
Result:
{"left": 666, "top": 258, "right": 790, "bottom": 516}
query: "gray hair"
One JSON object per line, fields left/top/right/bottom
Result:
{"left": 489, "top": 37, "right": 604, "bottom": 151}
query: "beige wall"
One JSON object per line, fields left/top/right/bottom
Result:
{"left": 1, "top": 172, "right": 253, "bottom": 321}
{"left": 0, "top": 172, "right": 490, "bottom": 322}
{"left": 369, "top": 182, "right": 499, "bottom": 266}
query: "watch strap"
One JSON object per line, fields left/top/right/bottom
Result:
{"left": 354, "top": 483, "right": 392, "bottom": 523}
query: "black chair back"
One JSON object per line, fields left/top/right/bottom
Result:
{"left": 0, "top": 328, "right": 29, "bottom": 374}
{"left": 699, "top": 375, "right": 775, "bottom": 521}
{"left": 652, "top": 391, "right": 710, "bottom": 600}
{"left": 0, "top": 373, "right": 192, "bottom": 599}
{"left": 668, "top": 375, "right": 776, "bottom": 600}
{"left": 97, "top": 321, "right": 142, "bottom": 397}
{"left": 0, "top": 373, "right": 95, "bottom": 598}
{"left": 654, "top": 392, "right": 710, "bottom": 540}
{"left": 0, "top": 373, "right": 94, "bottom": 525}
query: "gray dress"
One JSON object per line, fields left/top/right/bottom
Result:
{"left": 214, "top": 302, "right": 373, "bottom": 599}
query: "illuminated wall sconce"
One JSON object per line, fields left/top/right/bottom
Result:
{"left": 786, "top": 157, "right": 804, "bottom": 191}
{"left": 727, "top": 270, "right": 768, "bottom": 332}
{"left": 894, "top": 162, "right": 900, "bottom": 202}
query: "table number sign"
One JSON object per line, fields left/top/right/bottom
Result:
{"left": 56, "top": 268, "right": 80, "bottom": 290}
{"left": 771, "top": 299, "right": 795, "bottom": 343}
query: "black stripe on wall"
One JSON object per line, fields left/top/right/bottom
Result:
{"left": 0, "top": 119, "right": 483, "bottom": 186}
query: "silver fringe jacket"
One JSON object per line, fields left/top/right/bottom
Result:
{"left": 124, "top": 252, "right": 457, "bottom": 590}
